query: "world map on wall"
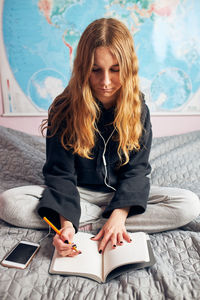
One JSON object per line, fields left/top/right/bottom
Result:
{"left": 2, "top": 0, "right": 200, "bottom": 114}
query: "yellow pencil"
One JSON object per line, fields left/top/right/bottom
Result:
{"left": 43, "top": 217, "right": 79, "bottom": 253}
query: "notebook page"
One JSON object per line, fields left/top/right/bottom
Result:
{"left": 103, "top": 232, "right": 149, "bottom": 280}
{"left": 50, "top": 232, "right": 102, "bottom": 279}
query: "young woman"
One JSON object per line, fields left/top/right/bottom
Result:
{"left": 1, "top": 18, "right": 199, "bottom": 257}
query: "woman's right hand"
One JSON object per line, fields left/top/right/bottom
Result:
{"left": 53, "top": 217, "right": 80, "bottom": 257}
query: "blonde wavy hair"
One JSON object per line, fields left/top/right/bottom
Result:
{"left": 41, "top": 18, "right": 142, "bottom": 165}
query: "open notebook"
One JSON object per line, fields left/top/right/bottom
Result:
{"left": 49, "top": 231, "right": 155, "bottom": 283}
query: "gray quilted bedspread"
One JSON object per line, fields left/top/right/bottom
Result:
{"left": 0, "top": 125, "right": 200, "bottom": 300}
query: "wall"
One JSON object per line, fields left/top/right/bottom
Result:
{"left": 0, "top": 82, "right": 200, "bottom": 137}
{"left": 0, "top": 82, "right": 42, "bottom": 136}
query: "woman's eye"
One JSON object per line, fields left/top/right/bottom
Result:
{"left": 92, "top": 68, "right": 100, "bottom": 72}
{"left": 110, "top": 68, "right": 119, "bottom": 72}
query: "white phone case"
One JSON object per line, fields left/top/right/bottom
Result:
{"left": 1, "top": 240, "right": 40, "bottom": 269}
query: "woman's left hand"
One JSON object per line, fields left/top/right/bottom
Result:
{"left": 91, "top": 207, "right": 131, "bottom": 253}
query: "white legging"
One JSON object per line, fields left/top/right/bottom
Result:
{"left": 0, "top": 185, "right": 199, "bottom": 233}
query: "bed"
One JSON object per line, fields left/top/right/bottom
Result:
{"left": 0, "top": 125, "right": 200, "bottom": 300}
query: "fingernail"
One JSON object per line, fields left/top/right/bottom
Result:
{"left": 130, "top": 239, "right": 132, "bottom": 242}
{"left": 113, "top": 245, "right": 116, "bottom": 247}
{"left": 64, "top": 240, "right": 69, "bottom": 244}
{"left": 120, "top": 241, "right": 123, "bottom": 244}
{"left": 72, "top": 244, "right": 77, "bottom": 248}
{"left": 99, "top": 250, "right": 102, "bottom": 254}
{"left": 90, "top": 236, "right": 95, "bottom": 239}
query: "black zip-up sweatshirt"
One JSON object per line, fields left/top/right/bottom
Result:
{"left": 38, "top": 95, "right": 152, "bottom": 232}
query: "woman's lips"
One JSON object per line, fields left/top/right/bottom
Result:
{"left": 99, "top": 88, "right": 113, "bottom": 92}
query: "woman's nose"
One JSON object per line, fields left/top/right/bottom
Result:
{"left": 101, "top": 71, "right": 111, "bottom": 86}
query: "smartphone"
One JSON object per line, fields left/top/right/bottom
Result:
{"left": 1, "top": 240, "right": 40, "bottom": 269}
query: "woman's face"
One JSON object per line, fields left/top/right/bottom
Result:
{"left": 89, "top": 47, "right": 122, "bottom": 109}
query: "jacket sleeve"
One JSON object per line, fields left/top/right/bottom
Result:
{"left": 37, "top": 131, "right": 81, "bottom": 232}
{"left": 102, "top": 102, "right": 152, "bottom": 218}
